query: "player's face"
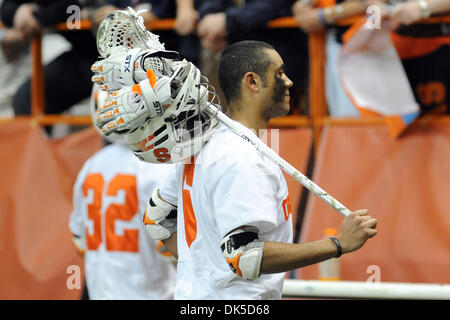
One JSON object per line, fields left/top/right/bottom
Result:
{"left": 261, "top": 50, "right": 293, "bottom": 119}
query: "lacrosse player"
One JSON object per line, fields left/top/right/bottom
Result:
{"left": 91, "top": 9, "right": 377, "bottom": 299}
{"left": 69, "top": 85, "right": 176, "bottom": 300}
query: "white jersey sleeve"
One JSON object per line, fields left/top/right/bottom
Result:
{"left": 159, "top": 162, "right": 183, "bottom": 206}
{"left": 69, "top": 160, "right": 91, "bottom": 238}
{"left": 208, "top": 150, "right": 279, "bottom": 238}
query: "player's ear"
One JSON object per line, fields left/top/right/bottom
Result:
{"left": 243, "top": 72, "right": 260, "bottom": 93}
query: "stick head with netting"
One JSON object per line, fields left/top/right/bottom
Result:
{"left": 96, "top": 7, "right": 165, "bottom": 59}
{"left": 95, "top": 7, "right": 221, "bottom": 164}
{"left": 94, "top": 7, "right": 353, "bottom": 216}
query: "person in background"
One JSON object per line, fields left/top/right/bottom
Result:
{"left": 386, "top": 0, "right": 450, "bottom": 115}
{"left": 292, "top": 0, "right": 450, "bottom": 116}
{"left": 0, "top": 12, "right": 30, "bottom": 116}
{"left": 195, "top": 0, "right": 309, "bottom": 115}
{"left": 0, "top": 0, "right": 98, "bottom": 128}
{"left": 292, "top": 0, "right": 376, "bottom": 117}
{"left": 69, "top": 85, "right": 177, "bottom": 299}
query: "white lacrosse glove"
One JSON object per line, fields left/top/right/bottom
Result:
{"left": 95, "top": 59, "right": 194, "bottom": 136}
{"left": 95, "top": 69, "right": 174, "bottom": 135}
{"left": 91, "top": 46, "right": 179, "bottom": 92}
{"left": 143, "top": 189, "right": 177, "bottom": 241}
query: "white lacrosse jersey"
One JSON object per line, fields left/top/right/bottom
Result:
{"left": 69, "top": 143, "right": 177, "bottom": 300}
{"left": 160, "top": 121, "right": 294, "bottom": 300}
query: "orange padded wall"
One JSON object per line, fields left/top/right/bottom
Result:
{"left": 0, "top": 123, "right": 102, "bottom": 299}
{"left": 298, "top": 123, "right": 450, "bottom": 283}
{"left": 0, "top": 125, "right": 311, "bottom": 299}
{"left": 268, "top": 128, "right": 313, "bottom": 229}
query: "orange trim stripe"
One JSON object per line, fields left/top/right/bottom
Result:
{"left": 147, "top": 69, "right": 157, "bottom": 88}
{"left": 226, "top": 254, "right": 243, "bottom": 277}
{"left": 184, "top": 161, "right": 195, "bottom": 187}
{"left": 132, "top": 84, "right": 142, "bottom": 95}
{"left": 183, "top": 162, "right": 197, "bottom": 248}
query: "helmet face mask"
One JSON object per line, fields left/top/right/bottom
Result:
{"left": 124, "top": 62, "right": 221, "bottom": 164}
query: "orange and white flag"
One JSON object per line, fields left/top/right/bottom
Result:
{"left": 338, "top": 19, "right": 420, "bottom": 138}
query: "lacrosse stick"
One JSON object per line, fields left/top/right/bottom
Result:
{"left": 204, "top": 104, "right": 351, "bottom": 217}
{"left": 96, "top": 7, "right": 352, "bottom": 217}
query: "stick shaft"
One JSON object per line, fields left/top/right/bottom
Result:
{"left": 208, "top": 105, "right": 351, "bottom": 217}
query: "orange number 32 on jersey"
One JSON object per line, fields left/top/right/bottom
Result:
{"left": 82, "top": 173, "right": 139, "bottom": 252}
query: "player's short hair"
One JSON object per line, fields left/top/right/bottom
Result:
{"left": 218, "top": 40, "right": 275, "bottom": 107}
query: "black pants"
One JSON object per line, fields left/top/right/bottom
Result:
{"left": 13, "top": 40, "right": 97, "bottom": 116}
{"left": 81, "top": 281, "right": 89, "bottom": 300}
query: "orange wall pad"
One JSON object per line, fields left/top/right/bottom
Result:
{"left": 298, "top": 123, "right": 450, "bottom": 283}
{"left": 266, "top": 128, "right": 313, "bottom": 229}
{"left": 0, "top": 124, "right": 311, "bottom": 298}
{"left": 0, "top": 123, "right": 102, "bottom": 299}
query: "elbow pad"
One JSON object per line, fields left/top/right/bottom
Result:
{"left": 143, "top": 189, "right": 177, "bottom": 240}
{"left": 220, "top": 227, "right": 264, "bottom": 281}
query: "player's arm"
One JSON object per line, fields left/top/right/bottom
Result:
{"left": 222, "top": 210, "right": 377, "bottom": 280}
{"left": 69, "top": 165, "right": 90, "bottom": 257}
{"left": 71, "top": 234, "right": 86, "bottom": 257}
{"left": 144, "top": 189, "right": 177, "bottom": 239}
{"left": 144, "top": 165, "right": 180, "bottom": 255}
{"left": 143, "top": 186, "right": 179, "bottom": 258}
{"left": 261, "top": 210, "right": 376, "bottom": 274}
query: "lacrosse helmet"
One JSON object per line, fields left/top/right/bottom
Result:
{"left": 124, "top": 61, "right": 221, "bottom": 164}
{"left": 90, "top": 84, "right": 125, "bottom": 144}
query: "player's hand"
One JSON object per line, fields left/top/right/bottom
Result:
{"left": 336, "top": 209, "right": 377, "bottom": 254}
{"left": 91, "top": 46, "right": 179, "bottom": 92}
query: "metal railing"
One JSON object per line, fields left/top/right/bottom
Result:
{"left": 1, "top": 15, "right": 449, "bottom": 134}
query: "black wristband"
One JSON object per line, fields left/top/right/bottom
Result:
{"left": 329, "top": 236, "right": 342, "bottom": 258}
